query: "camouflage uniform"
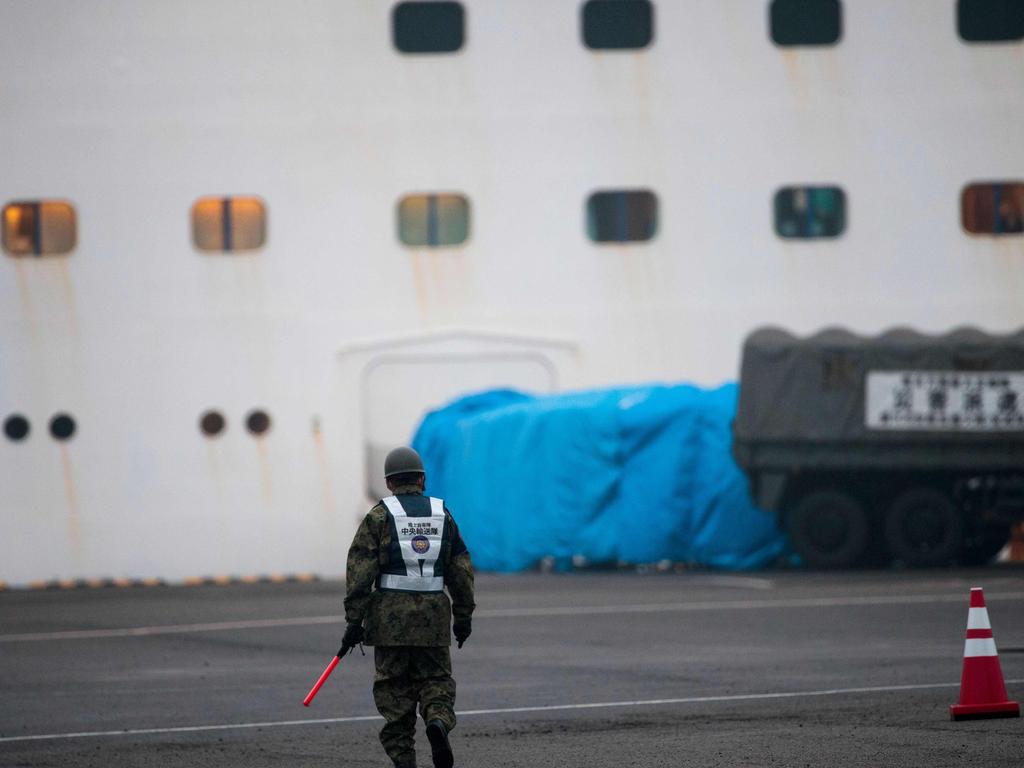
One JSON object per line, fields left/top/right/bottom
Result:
{"left": 345, "top": 483, "right": 475, "bottom": 766}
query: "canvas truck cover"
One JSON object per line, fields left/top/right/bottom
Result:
{"left": 411, "top": 385, "right": 786, "bottom": 572}
{"left": 733, "top": 326, "right": 1024, "bottom": 468}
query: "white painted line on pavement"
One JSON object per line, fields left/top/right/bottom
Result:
{"left": 0, "top": 715, "right": 380, "bottom": 744}
{"left": 4, "top": 591, "right": 1024, "bottom": 643}
{"left": 2, "top": 679, "right": 1021, "bottom": 744}
{"left": 479, "top": 591, "right": 1024, "bottom": 618}
{"left": 0, "top": 616, "right": 342, "bottom": 643}
{"left": 687, "top": 575, "right": 776, "bottom": 590}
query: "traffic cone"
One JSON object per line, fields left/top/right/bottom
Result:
{"left": 949, "top": 587, "right": 1020, "bottom": 721}
{"left": 1009, "top": 523, "right": 1024, "bottom": 563}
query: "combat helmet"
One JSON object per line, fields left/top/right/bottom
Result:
{"left": 384, "top": 446, "right": 425, "bottom": 478}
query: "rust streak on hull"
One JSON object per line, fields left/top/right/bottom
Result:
{"left": 60, "top": 445, "right": 81, "bottom": 553}
{"left": 255, "top": 439, "right": 273, "bottom": 505}
{"left": 311, "top": 419, "right": 336, "bottom": 517}
{"left": 55, "top": 258, "right": 78, "bottom": 334}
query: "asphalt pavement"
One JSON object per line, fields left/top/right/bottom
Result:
{"left": 2, "top": 567, "right": 1023, "bottom": 767}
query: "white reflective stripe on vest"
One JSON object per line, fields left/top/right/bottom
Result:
{"left": 379, "top": 496, "right": 446, "bottom": 592}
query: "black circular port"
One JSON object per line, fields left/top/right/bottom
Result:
{"left": 245, "top": 409, "right": 271, "bottom": 436}
{"left": 4, "top": 415, "right": 30, "bottom": 442}
{"left": 199, "top": 410, "right": 226, "bottom": 437}
{"left": 50, "top": 413, "right": 76, "bottom": 441}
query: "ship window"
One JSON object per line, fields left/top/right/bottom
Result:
{"left": 246, "top": 409, "right": 272, "bottom": 436}
{"left": 961, "top": 182, "right": 1024, "bottom": 235}
{"left": 398, "top": 194, "right": 470, "bottom": 247}
{"left": 199, "top": 410, "right": 226, "bottom": 437}
{"left": 393, "top": 1, "right": 465, "bottom": 54}
{"left": 49, "top": 413, "right": 76, "bottom": 441}
{"left": 192, "top": 196, "right": 266, "bottom": 253}
{"left": 586, "top": 189, "right": 658, "bottom": 243}
{"left": 582, "top": 0, "right": 654, "bottom": 50}
{"left": 2, "top": 201, "right": 76, "bottom": 257}
{"left": 958, "top": 0, "right": 1024, "bottom": 42}
{"left": 774, "top": 186, "right": 846, "bottom": 239}
{"left": 3, "top": 415, "right": 30, "bottom": 442}
{"left": 770, "top": 0, "right": 842, "bottom": 47}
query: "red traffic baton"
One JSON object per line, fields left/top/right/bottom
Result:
{"left": 303, "top": 648, "right": 345, "bottom": 707}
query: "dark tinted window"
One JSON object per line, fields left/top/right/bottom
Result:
{"left": 770, "top": 0, "right": 842, "bottom": 47}
{"left": 962, "top": 182, "right": 1024, "bottom": 235}
{"left": 246, "top": 410, "right": 272, "bottom": 436}
{"left": 3, "top": 415, "right": 30, "bottom": 442}
{"left": 582, "top": 0, "right": 654, "bottom": 50}
{"left": 587, "top": 190, "right": 658, "bottom": 243}
{"left": 958, "top": 0, "right": 1024, "bottom": 42}
{"left": 393, "top": 2, "right": 465, "bottom": 54}
{"left": 199, "top": 410, "right": 226, "bottom": 437}
{"left": 50, "top": 413, "right": 76, "bottom": 441}
{"left": 774, "top": 186, "right": 846, "bottom": 239}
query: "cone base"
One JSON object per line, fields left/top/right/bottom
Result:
{"left": 949, "top": 701, "right": 1020, "bottom": 721}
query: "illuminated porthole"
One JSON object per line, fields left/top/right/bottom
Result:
{"left": 192, "top": 196, "right": 267, "bottom": 253}
{"left": 49, "top": 413, "right": 76, "bottom": 441}
{"left": 199, "top": 410, "right": 226, "bottom": 437}
{"left": 2, "top": 201, "right": 77, "bottom": 257}
{"left": 774, "top": 186, "right": 846, "bottom": 239}
{"left": 397, "top": 194, "right": 470, "bottom": 247}
{"left": 586, "top": 189, "right": 658, "bottom": 243}
{"left": 3, "top": 415, "right": 30, "bottom": 442}
{"left": 245, "top": 409, "right": 272, "bottom": 436}
{"left": 961, "top": 182, "right": 1024, "bottom": 236}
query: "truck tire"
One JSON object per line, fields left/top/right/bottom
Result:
{"left": 884, "top": 487, "right": 963, "bottom": 567}
{"left": 961, "top": 524, "right": 1012, "bottom": 566}
{"left": 787, "top": 490, "right": 869, "bottom": 568}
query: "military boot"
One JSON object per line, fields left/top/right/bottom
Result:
{"left": 393, "top": 758, "right": 416, "bottom": 768}
{"left": 425, "top": 719, "right": 454, "bottom": 768}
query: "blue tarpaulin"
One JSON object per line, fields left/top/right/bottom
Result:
{"left": 412, "top": 383, "right": 787, "bottom": 572}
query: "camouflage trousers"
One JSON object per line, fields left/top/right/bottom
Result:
{"left": 373, "top": 646, "right": 456, "bottom": 765}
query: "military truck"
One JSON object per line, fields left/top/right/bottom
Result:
{"left": 732, "top": 327, "right": 1024, "bottom": 567}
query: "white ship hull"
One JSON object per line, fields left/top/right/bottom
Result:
{"left": 1, "top": 0, "right": 1022, "bottom": 584}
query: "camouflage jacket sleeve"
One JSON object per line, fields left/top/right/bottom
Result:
{"left": 444, "top": 511, "right": 475, "bottom": 622}
{"left": 343, "top": 508, "right": 383, "bottom": 625}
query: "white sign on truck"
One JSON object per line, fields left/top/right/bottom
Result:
{"left": 866, "top": 371, "right": 1024, "bottom": 431}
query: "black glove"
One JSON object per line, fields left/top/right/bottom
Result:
{"left": 453, "top": 617, "right": 471, "bottom": 649}
{"left": 339, "top": 622, "right": 364, "bottom": 657}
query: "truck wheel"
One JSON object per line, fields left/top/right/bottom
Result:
{"left": 961, "top": 524, "right": 1012, "bottom": 566}
{"left": 787, "top": 491, "right": 869, "bottom": 568}
{"left": 884, "top": 488, "right": 963, "bottom": 567}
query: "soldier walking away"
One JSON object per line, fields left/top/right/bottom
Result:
{"left": 342, "top": 447, "right": 475, "bottom": 768}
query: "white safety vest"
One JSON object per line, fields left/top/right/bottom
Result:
{"left": 378, "top": 495, "right": 447, "bottom": 592}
